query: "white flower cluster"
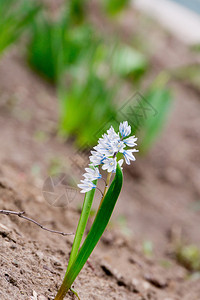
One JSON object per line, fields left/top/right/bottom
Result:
{"left": 78, "top": 121, "right": 138, "bottom": 193}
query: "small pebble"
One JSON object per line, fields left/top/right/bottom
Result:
{"left": 12, "top": 260, "right": 19, "bottom": 267}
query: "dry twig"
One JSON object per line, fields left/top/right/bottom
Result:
{"left": 0, "top": 209, "right": 74, "bottom": 236}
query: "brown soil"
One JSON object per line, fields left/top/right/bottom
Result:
{"left": 0, "top": 4, "right": 200, "bottom": 300}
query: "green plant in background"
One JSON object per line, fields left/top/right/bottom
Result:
{"left": 28, "top": 12, "right": 57, "bottom": 82}
{"left": 143, "top": 240, "right": 154, "bottom": 258}
{"left": 27, "top": 0, "right": 91, "bottom": 83}
{"left": 172, "top": 64, "right": 200, "bottom": 92}
{"left": 27, "top": 3, "right": 119, "bottom": 145}
{"left": 27, "top": 7, "right": 71, "bottom": 83}
{"left": 0, "top": 0, "right": 40, "bottom": 56}
{"left": 112, "top": 44, "right": 148, "bottom": 81}
{"left": 116, "top": 215, "right": 132, "bottom": 236}
{"left": 58, "top": 41, "right": 118, "bottom": 146}
{"left": 57, "top": 36, "right": 150, "bottom": 147}
{"left": 176, "top": 244, "right": 200, "bottom": 271}
{"left": 68, "top": 0, "right": 88, "bottom": 23}
{"left": 26, "top": 0, "right": 172, "bottom": 154}
{"left": 54, "top": 121, "right": 138, "bottom": 299}
{"left": 58, "top": 73, "right": 117, "bottom": 146}
{"left": 124, "top": 72, "right": 172, "bottom": 154}
{"left": 102, "top": 0, "right": 130, "bottom": 15}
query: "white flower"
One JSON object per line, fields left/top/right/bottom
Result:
{"left": 106, "top": 126, "right": 120, "bottom": 141}
{"left": 94, "top": 143, "right": 115, "bottom": 157}
{"left": 122, "top": 149, "right": 138, "bottom": 165}
{"left": 78, "top": 121, "right": 138, "bottom": 193}
{"left": 119, "top": 121, "right": 131, "bottom": 138}
{"left": 118, "top": 159, "right": 124, "bottom": 167}
{"left": 112, "top": 159, "right": 124, "bottom": 172}
{"left": 98, "top": 134, "right": 111, "bottom": 146}
{"left": 89, "top": 151, "right": 105, "bottom": 166}
{"left": 102, "top": 157, "right": 117, "bottom": 173}
{"left": 77, "top": 179, "right": 96, "bottom": 193}
{"left": 83, "top": 167, "right": 102, "bottom": 180}
{"left": 123, "top": 136, "right": 137, "bottom": 147}
{"left": 112, "top": 140, "right": 126, "bottom": 153}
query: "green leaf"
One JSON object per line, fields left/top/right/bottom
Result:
{"left": 54, "top": 164, "right": 123, "bottom": 299}
{"left": 176, "top": 244, "right": 200, "bottom": 271}
{"left": 112, "top": 44, "right": 148, "bottom": 80}
{"left": 28, "top": 14, "right": 57, "bottom": 82}
{"left": 0, "top": 0, "right": 40, "bottom": 56}
{"left": 139, "top": 87, "right": 172, "bottom": 153}
{"left": 102, "top": 0, "right": 130, "bottom": 15}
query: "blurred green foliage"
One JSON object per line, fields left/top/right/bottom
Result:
{"left": 58, "top": 70, "right": 117, "bottom": 146}
{"left": 48, "top": 156, "right": 64, "bottom": 176}
{"left": 102, "top": 0, "right": 130, "bottom": 15}
{"left": 143, "top": 240, "right": 154, "bottom": 257}
{"left": 26, "top": 0, "right": 172, "bottom": 151}
{"left": 116, "top": 215, "right": 131, "bottom": 236}
{"left": 28, "top": 5, "right": 94, "bottom": 83}
{"left": 28, "top": 13, "right": 57, "bottom": 82}
{"left": 0, "top": 0, "right": 40, "bottom": 56}
{"left": 112, "top": 44, "right": 148, "bottom": 80}
{"left": 176, "top": 244, "right": 200, "bottom": 271}
{"left": 68, "top": 0, "right": 87, "bottom": 23}
{"left": 136, "top": 73, "right": 172, "bottom": 153}
{"left": 191, "top": 43, "right": 200, "bottom": 52}
{"left": 173, "top": 64, "right": 200, "bottom": 92}
{"left": 115, "top": 73, "right": 172, "bottom": 153}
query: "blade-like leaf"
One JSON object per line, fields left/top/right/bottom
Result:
{"left": 102, "top": 0, "right": 130, "bottom": 15}
{"left": 139, "top": 87, "right": 172, "bottom": 153}
{"left": 112, "top": 44, "right": 148, "bottom": 79}
{"left": 54, "top": 164, "right": 123, "bottom": 299}
{"left": 0, "top": 0, "right": 40, "bottom": 55}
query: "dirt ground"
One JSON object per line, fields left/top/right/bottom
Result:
{"left": 0, "top": 4, "right": 200, "bottom": 300}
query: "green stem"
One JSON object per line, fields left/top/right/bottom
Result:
{"left": 66, "top": 181, "right": 97, "bottom": 273}
{"left": 98, "top": 172, "right": 112, "bottom": 210}
{"left": 54, "top": 281, "right": 69, "bottom": 300}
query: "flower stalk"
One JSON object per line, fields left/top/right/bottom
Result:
{"left": 66, "top": 181, "right": 97, "bottom": 273}
{"left": 54, "top": 121, "right": 138, "bottom": 300}
{"left": 98, "top": 171, "right": 112, "bottom": 210}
